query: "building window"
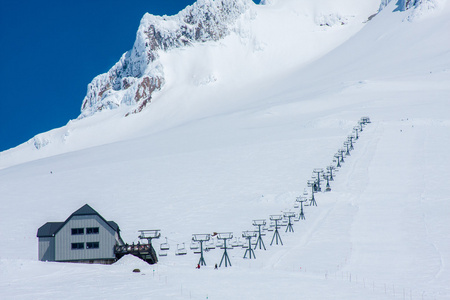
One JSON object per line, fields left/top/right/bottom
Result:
{"left": 86, "top": 242, "right": 99, "bottom": 249}
{"left": 86, "top": 227, "right": 99, "bottom": 234}
{"left": 71, "top": 228, "right": 84, "bottom": 235}
{"left": 71, "top": 243, "right": 84, "bottom": 250}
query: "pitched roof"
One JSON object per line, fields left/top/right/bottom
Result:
{"left": 71, "top": 204, "right": 99, "bottom": 216}
{"left": 108, "top": 221, "right": 119, "bottom": 232}
{"left": 37, "top": 222, "right": 64, "bottom": 237}
{"left": 37, "top": 204, "right": 121, "bottom": 238}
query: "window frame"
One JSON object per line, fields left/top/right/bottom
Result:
{"left": 71, "top": 242, "right": 84, "bottom": 250}
{"left": 71, "top": 228, "right": 84, "bottom": 235}
{"left": 86, "top": 242, "right": 99, "bottom": 249}
{"left": 86, "top": 227, "right": 99, "bottom": 235}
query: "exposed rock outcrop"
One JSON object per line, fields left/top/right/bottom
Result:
{"left": 80, "top": 0, "right": 252, "bottom": 118}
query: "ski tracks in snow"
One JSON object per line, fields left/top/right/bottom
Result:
{"left": 262, "top": 120, "right": 382, "bottom": 276}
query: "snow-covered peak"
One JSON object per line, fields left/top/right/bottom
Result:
{"left": 2, "top": 0, "right": 392, "bottom": 166}
{"left": 80, "top": 0, "right": 253, "bottom": 118}
{"left": 79, "top": 0, "right": 391, "bottom": 119}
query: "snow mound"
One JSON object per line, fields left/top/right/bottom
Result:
{"left": 113, "top": 254, "right": 150, "bottom": 268}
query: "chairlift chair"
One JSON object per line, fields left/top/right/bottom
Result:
{"left": 160, "top": 237, "right": 170, "bottom": 251}
{"left": 216, "top": 239, "right": 225, "bottom": 248}
{"left": 190, "top": 240, "right": 201, "bottom": 253}
{"left": 190, "top": 240, "right": 200, "bottom": 250}
{"left": 158, "top": 249, "right": 168, "bottom": 257}
{"left": 206, "top": 240, "right": 216, "bottom": 250}
{"left": 175, "top": 243, "right": 187, "bottom": 256}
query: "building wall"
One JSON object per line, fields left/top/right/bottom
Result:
{"left": 54, "top": 215, "right": 117, "bottom": 262}
{"left": 38, "top": 237, "right": 55, "bottom": 261}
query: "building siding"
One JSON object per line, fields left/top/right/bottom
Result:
{"left": 54, "top": 215, "right": 116, "bottom": 261}
{"left": 38, "top": 237, "right": 55, "bottom": 261}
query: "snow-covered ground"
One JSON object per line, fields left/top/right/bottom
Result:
{"left": 1, "top": 0, "right": 450, "bottom": 299}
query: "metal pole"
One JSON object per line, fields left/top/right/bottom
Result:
{"left": 199, "top": 241, "right": 206, "bottom": 266}
{"left": 270, "top": 219, "right": 283, "bottom": 246}
{"left": 300, "top": 201, "right": 305, "bottom": 219}
{"left": 254, "top": 224, "right": 266, "bottom": 250}
{"left": 219, "top": 239, "right": 231, "bottom": 267}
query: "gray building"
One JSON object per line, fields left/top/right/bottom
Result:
{"left": 37, "top": 204, "right": 124, "bottom": 264}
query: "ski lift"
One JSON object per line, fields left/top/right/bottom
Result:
{"left": 192, "top": 234, "right": 211, "bottom": 266}
{"left": 190, "top": 240, "right": 200, "bottom": 250}
{"left": 242, "top": 231, "right": 257, "bottom": 259}
{"left": 231, "top": 237, "right": 241, "bottom": 247}
{"left": 175, "top": 243, "right": 187, "bottom": 256}
{"left": 217, "top": 233, "right": 233, "bottom": 267}
{"left": 190, "top": 239, "right": 202, "bottom": 254}
{"left": 160, "top": 237, "right": 170, "bottom": 251}
{"left": 206, "top": 240, "right": 216, "bottom": 250}
{"left": 158, "top": 249, "right": 168, "bottom": 257}
{"left": 216, "top": 239, "right": 225, "bottom": 248}
{"left": 361, "top": 116, "right": 371, "bottom": 124}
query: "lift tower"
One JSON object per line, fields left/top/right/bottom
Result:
{"left": 252, "top": 219, "right": 267, "bottom": 250}
{"left": 192, "top": 234, "right": 210, "bottom": 266}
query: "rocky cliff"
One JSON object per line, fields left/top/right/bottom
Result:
{"left": 80, "top": 0, "right": 253, "bottom": 118}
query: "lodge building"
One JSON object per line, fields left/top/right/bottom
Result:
{"left": 37, "top": 204, "right": 124, "bottom": 264}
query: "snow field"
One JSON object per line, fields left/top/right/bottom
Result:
{"left": 1, "top": 0, "right": 450, "bottom": 299}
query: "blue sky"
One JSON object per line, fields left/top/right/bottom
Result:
{"left": 0, "top": 0, "right": 198, "bottom": 151}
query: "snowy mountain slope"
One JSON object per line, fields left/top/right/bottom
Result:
{"left": 79, "top": 0, "right": 384, "bottom": 119}
{"left": 1, "top": 0, "right": 450, "bottom": 299}
{"left": 0, "top": 0, "right": 383, "bottom": 169}
{"left": 80, "top": 0, "right": 252, "bottom": 118}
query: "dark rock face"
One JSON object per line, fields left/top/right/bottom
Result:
{"left": 125, "top": 76, "right": 163, "bottom": 116}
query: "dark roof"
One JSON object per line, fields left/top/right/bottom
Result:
{"left": 108, "top": 221, "right": 119, "bottom": 232}
{"left": 70, "top": 204, "right": 100, "bottom": 216}
{"left": 37, "top": 222, "right": 64, "bottom": 237}
{"left": 37, "top": 204, "right": 120, "bottom": 238}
